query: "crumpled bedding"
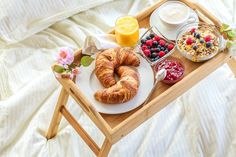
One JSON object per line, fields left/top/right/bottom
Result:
{"left": 0, "top": 0, "right": 236, "bottom": 157}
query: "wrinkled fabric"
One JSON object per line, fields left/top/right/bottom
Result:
{"left": 0, "top": 0, "right": 112, "bottom": 45}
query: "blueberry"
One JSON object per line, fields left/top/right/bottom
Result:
{"left": 151, "top": 53, "right": 157, "bottom": 58}
{"left": 193, "top": 45, "right": 198, "bottom": 50}
{"left": 147, "top": 46, "right": 151, "bottom": 49}
{"left": 149, "top": 33, "right": 155, "bottom": 38}
{"left": 153, "top": 41, "right": 158, "bottom": 46}
{"left": 146, "top": 36, "right": 151, "bottom": 40}
{"left": 155, "top": 56, "right": 160, "bottom": 60}
{"left": 196, "top": 33, "right": 201, "bottom": 39}
{"left": 150, "top": 48, "right": 155, "bottom": 53}
{"left": 141, "top": 39, "right": 146, "bottom": 44}
{"left": 193, "top": 32, "right": 197, "bottom": 37}
{"left": 200, "top": 39, "right": 204, "bottom": 44}
{"left": 161, "top": 47, "right": 165, "bottom": 51}
{"left": 206, "top": 42, "right": 212, "bottom": 48}
{"left": 157, "top": 48, "right": 161, "bottom": 52}
{"left": 151, "top": 58, "right": 156, "bottom": 62}
{"left": 164, "top": 49, "right": 169, "bottom": 53}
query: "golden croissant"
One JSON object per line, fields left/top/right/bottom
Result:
{"left": 95, "top": 47, "right": 140, "bottom": 88}
{"left": 94, "top": 66, "right": 139, "bottom": 104}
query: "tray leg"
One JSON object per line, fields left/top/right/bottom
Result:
{"left": 61, "top": 105, "right": 112, "bottom": 156}
{"left": 98, "top": 138, "right": 112, "bottom": 157}
{"left": 227, "top": 57, "right": 236, "bottom": 77}
{"left": 46, "top": 88, "right": 69, "bottom": 139}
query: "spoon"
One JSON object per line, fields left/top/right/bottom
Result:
{"left": 143, "top": 69, "right": 167, "bottom": 106}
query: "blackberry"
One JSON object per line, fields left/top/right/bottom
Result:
{"left": 153, "top": 41, "right": 158, "bottom": 46}
{"left": 151, "top": 53, "right": 157, "bottom": 58}
{"left": 141, "top": 39, "right": 146, "bottom": 44}
{"left": 149, "top": 33, "right": 155, "bottom": 38}
{"left": 150, "top": 48, "right": 155, "bottom": 53}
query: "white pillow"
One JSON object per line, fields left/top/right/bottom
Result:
{"left": 0, "top": 0, "right": 112, "bottom": 46}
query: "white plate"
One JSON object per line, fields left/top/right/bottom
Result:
{"left": 149, "top": 6, "right": 199, "bottom": 40}
{"left": 76, "top": 54, "right": 154, "bottom": 114}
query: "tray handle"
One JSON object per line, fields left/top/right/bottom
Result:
{"left": 55, "top": 75, "right": 112, "bottom": 133}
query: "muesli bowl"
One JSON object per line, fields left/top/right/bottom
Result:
{"left": 138, "top": 27, "right": 176, "bottom": 66}
{"left": 176, "top": 22, "right": 223, "bottom": 62}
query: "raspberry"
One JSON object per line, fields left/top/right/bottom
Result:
{"left": 154, "top": 35, "right": 161, "bottom": 41}
{"left": 153, "top": 48, "right": 158, "bottom": 51}
{"left": 167, "top": 44, "right": 174, "bottom": 51}
{"left": 204, "top": 35, "right": 212, "bottom": 42}
{"left": 141, "top": 45, "right": 148, "bottom": 51}
{"left": 190, "top": 28, "right": 196, "bottom": 34}
{"left": 144, "top": 49, "right": 151, "bottom": 57}
{"left": 158, "top": 51, "right": 165, "bottom": 57}
{"left": 146, "top": 40, "right": 153, "bottom": 46}
{"left": 159, "top": 40, "right": 166, "bottom": 46}
{"left": 186, "top": 38, "right": 193, "bottom": 45}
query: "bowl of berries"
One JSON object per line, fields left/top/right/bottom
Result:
{"left": 155, "top": 57, "right": 185, "bottom": 84}
{"left": 138, "top": 27, "right": 175, "bottom": 65}
{"left": 176, "top": 22, "right": 222, "bottom": 62}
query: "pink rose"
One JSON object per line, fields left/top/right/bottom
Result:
{"left": 57, "top": 47, "right": 74, "bottom": 65}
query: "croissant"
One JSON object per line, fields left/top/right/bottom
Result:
{"left": 94, "top": 66, "right": 139, "bottom": 104}
{"left": 95, "top": 47, "right": 140, "bottom": 88}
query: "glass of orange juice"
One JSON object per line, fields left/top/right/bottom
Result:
{"left": 115, "top": 16, "right": 139, "bottom": 47}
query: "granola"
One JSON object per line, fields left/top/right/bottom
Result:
{"left": 177, "top": 26, "right": 219, "bottom": 61}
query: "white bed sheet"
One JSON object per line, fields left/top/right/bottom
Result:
{"left": 0, "top": 0, "right": 236, "bottom": 157}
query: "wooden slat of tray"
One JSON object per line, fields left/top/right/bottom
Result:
{"left": 100, "top": 8, "right": 226, "bottom": 128}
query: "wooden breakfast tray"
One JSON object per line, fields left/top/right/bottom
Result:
{"left": 46, "top": 0, "right": 236, "bottom": 156}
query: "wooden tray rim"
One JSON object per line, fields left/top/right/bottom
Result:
{"left": 52, "top": 0, "right": 231, "bottom": 144}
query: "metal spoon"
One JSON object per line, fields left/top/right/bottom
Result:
{"left": 143, "top": 69, "right": 167, "bottom": 106}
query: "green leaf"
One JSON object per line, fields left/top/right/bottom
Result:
{"left": 81, "top": 56, "right": 94, "bottom": 67}
{"left": 220, "top": 23, "right": 230, "bottom": 32}
{"left": 226, "top": 30, "right": 236, "bottom": 40}
{"left": 227, "top": 30, "right": 235, "bottom": 38}
{"left": 54, "top": 65, "right": 65, "bottom": 73}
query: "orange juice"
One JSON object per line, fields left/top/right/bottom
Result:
{"left": 115, "top": 16, "right": 139, "bottom": 47}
